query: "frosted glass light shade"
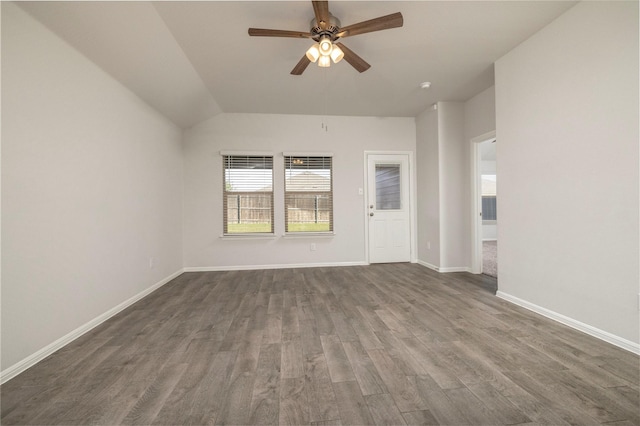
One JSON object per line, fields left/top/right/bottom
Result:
{"left": 330, "top": 45, "right": 344, "bottom": 63}
{"left": 318, "top": 36, "right": 333, "bottom": 56}
{"left": 318, "top": 55, "right": 331, "bottom": 67}
{"left": 306, "top": 44, "right": 320, "bottom": 63}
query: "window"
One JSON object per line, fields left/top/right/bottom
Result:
{"left": 375, "top": 164, "right": 402, "bottom": 210}
{"left": 284, "top": 155, "right": 333, "bottom": 233}
{"left": 481, "top": 174, "right": 497, "bottom": 221}
{"left": 482, "top": 196, "right": 497, "bottom": 221}
{"left": 223, "top": 155, "right": 273, "bottom": 234}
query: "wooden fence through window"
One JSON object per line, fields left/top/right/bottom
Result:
{"left": 226, "top": 193, "right": 330, "bottom": 224}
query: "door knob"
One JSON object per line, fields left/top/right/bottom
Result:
{"left": 369, "top": 212, "right": 374, "bottom": 216}
{"left": 369, "top": 204, "right": 374, "bottom": 209}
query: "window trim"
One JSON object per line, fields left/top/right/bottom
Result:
{"left": 222, "top": 153, "right": 274, "bottom": 236}
{"left": 282, "top": 232, "right": 336, "bottom": 238}
{"left": 219, "top": 234, "right": 278, "bottom": 240}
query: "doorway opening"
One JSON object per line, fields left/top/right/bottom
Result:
{"left": 471, "top": 131, "right": 497, "bottom": 280}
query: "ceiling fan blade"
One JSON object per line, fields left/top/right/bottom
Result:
{"left": 335, "top": 42, "right": 370, "bottom": 73}
{"left": 336, "top": 12, "right": 403, "bottom": 38}
{"left": 312, "top": 1, "right": 330, "bottom": 30}
{"left": 248, "top": 28, "right": 311, "bottom": 38}
{"left": 291, "top": 55, "right": 311, "bottom": 75}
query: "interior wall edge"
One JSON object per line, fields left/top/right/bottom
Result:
{"left": 497, "top": 291, "right": 640, "bottom": 355}
{"left": 0, "top": 268, "right": 185, "bottom": 385}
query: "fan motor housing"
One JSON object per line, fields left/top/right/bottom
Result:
{"left": 310, "top": 14, "right": 341, "bottom": 40}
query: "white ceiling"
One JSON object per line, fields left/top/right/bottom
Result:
{"left": 18, "top": 1, "right": 577, "bottom": 128}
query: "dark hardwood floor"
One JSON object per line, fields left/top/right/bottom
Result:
{"left": 1, "top": 264, "right": 638, "bottom": 425}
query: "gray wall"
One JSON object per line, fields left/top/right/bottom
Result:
{"left": 182, "top": 113, "right": 416, "bottom": 269}
{"left": 416, "top": 107, "right": 440, "bottom": 267}
{"left": 2, "top": 3, "right": 184, "bottom": 372}
{"left": 416, "top": 88, "right": 496, "bottom": 271}
{"left": 495, "top": 1, "right": 639, "bottom": 345}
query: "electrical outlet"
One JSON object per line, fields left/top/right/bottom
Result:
{"left": 149, "top": 257, "right": 154, "bottom": 269}
{"left": 310, "top": 243, "right": 317, "bottom": 251}
{"left": 427, "top": 241, "right": 431, "bottom": 250}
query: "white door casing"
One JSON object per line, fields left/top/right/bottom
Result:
{"left": 367, "top": 154, "right": 411, "bottom": 263}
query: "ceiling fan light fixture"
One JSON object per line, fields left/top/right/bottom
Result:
{"left": 318, "top": 55, "right": 331, "bottom": 67}
{"left": 248, "top": 2, "right": 404, "bottom": 75}
{"left": 318, "top": 36, "right": 333, "bottom": 56}
{"left": 306, "top": 43, "right": 320, "bottom": 62}
{"left": 330, "top": 44, "right": 344, "bottom": 63}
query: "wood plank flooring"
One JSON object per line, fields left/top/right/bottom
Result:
{"left": 2, "top": 264, "right": 638, "bottom": 425}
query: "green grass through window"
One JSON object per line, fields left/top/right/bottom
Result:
{"left": 288, "top": 223, "right": 331, "bottom": 232}
{"left": 226, "top": 222, "right": 331, "bottom": 233}
{"left": 226, "top": 223, "right": 272, "bottom": 233}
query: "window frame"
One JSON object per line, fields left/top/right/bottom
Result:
{"left": 222, "top": 153, "right": 274, "bottom": 236}
{"left": 283, "top": 153, "right": 334, "bottom": 235}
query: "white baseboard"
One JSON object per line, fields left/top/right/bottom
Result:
{"left": 0, "top": 268, "right": 184, "bottom": 385}
{"left": 439, "top": 266, "right": 471, "bottom": 273}
{"left": 416, "top": 260, "right": 470, "bottom": 273}
{"left": 497, "top": 291, "right": 640, "bottom": 355}
{"left": 184, "top": 261, "right": 368, "bottom": 272}
{"left": 417, "top": 260, "right": 439, "bottom": 271}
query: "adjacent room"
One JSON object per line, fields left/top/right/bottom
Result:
{"left": 2, "top": 1, "right": 638, "bottom": 424}
{"left": 480, "top": 138, "right": 497, "bottom": 278}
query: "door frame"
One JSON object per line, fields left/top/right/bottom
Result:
{"left": 470, "top": 130, "right": 496, "bottom": 274}
{"left": 363, "top": 151, "right": 417, "bottom": 264}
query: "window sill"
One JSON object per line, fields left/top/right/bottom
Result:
{"left": 220, "top": 234, "right": 277, "bottom": 240}
{"left": 283, "top": 232, "right": 336, "bottom": 239}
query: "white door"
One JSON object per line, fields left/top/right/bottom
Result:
{"left": 367, "top": 154, "right": 411, "bottom": 263}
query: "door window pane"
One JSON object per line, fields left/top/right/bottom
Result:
{"left": 376, "top": 164, "right": 401, "bottom": 210}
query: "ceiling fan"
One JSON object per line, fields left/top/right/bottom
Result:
{"left": 248, "top": 1, "right": 403, "bottom": 75}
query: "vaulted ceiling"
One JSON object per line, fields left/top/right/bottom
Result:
{"left": 17, "top": 1, "right": 577, "bottom": 128}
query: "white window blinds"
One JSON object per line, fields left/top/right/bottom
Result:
{"left": 284, "top": 155, "right": 333, "bottom": 233}
{"left": 223, "top": 155, "right": 274, "bottom": 234}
